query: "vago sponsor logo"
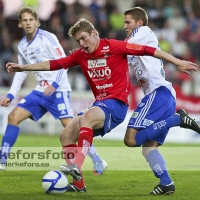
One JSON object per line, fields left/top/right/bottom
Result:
{"left": 88, "top": 67, "right": 111, "bottom": 78}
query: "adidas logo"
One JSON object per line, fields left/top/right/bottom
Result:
{"left": 184, "top": 117, "right": 192, "bottom": 125}
{"left": 153, "top": 187, "right": 163, "bottom": 194}
{"left": 61, "top": 110, "right": 66, "bottom": 115}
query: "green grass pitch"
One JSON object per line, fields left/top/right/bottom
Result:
{"left": 0, "top": 134, "right": 200, "bottom": 200}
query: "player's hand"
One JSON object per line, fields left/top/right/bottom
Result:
{"left": 69, "top": 48, "right": 79, "bottom": 54}
{"left": 6, "top": 62, "right": 24, "bottom": 74}
{"left": 43, "top": 85, "right": 56, "bottom": 96}
{"left": 0, "top": 98, "right": 11, "bottom": 107}
{"left": 177, "top": 60, "right": 198, "bottom": 75}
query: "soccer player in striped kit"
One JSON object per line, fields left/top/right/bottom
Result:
{"left": 123, "top": 7, "right": 200, "bottom": 195}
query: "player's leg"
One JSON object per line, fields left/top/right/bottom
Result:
{"left": 125, "top": 109, "right": 200, "bottom": 147}
{"left": 60, "top": 99, "right": 128, "bottom": 192}
{"left": 0, "top": 106, "right": 31, "bottom": 168}
{"left": 44, "top": 91, "right": 96, "bottom": 171}
{"left": 61, "top": 118, "right": 108, "bottom": 176}
{"left": 60, "top": 108, "right": 104, "bottom": 192}
{"left": 0, "top": 91, "right": 47, "bottom": 169}
{"left": 60, "top": 115, "right": 87, "bottom": 192}
{"left": 88, "top": 144, "right": 108, "bottom": 175}
{"left": 60, "top": 105, "right": 105, "bottom": 173}
{"left": 142, "top": 141, "right": 175, "bottom": 195}
{"left": 125, "top": 128, "right": 174, "bottom": 190}
{"left": 50, "top": 91, "right": 108, "bottom": 176}
{"left": 124, "top": 86, "right": 176, "bottom": 194}
{"left": 39, "top": 90, "right": 86, "bottom": 192}
{"left": 43, "top": 91, "right": 77, "bottom": 164}
{"left": 124, "top": 86, "right": 184, "bottom": 147}
{"left": 71, "top": 99, "right": 127, "bottom": 171}
{"left": 60, "top": 118, "right": 73, "bottom": 127}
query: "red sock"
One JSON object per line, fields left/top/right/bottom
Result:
{"left": 73, "top": 174, "right": 85, "bottom": 189}
{"left": 62, "top": 144, "right": 77, "bottom": 165}
{"left": 74, "top": 127, "right": 93, "bottom": 169}
{"left": 63, "top": 144, "right": 85, "bottom": 189}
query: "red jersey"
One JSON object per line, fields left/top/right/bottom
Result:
{"left": 50, "top": 39, "right": 156, "bottom": 105}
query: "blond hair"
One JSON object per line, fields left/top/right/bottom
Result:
{"left": 124, "top": 7, "right": 148, "bottom": 26}
{"left": 68, "top": 18, "right": 96, "bottom": 38}
{"left": 18, "top": 6, "right": 40, "bottom": 27}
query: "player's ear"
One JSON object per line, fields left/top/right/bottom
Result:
{"left": 36, "top": 20, "right": 41, "bottom": 27}
{"left": 137, "top": 19, "right": 143, "bottom": 27}
{"left": 18, "top": 22, "right": 22, "bottom": 28}
{"left": 91, "top": 30, "right": 97, "bottom": 37}
{"left": 95, "top": 30, "right": 99, "bottom": 37}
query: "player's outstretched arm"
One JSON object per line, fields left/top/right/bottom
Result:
{"left": 6, "top": 61, "right": 50, "bottom": 74}
{"left": 153, "top": 49, "right": 197, "bottom": 74}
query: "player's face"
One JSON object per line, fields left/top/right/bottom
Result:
{"left": 19, "top": 12, "right": 39, "bottom": 39}
{"left": 124, "top": 14, "right": 141, "bottom": 38}
{"left": 75, "top": 30, "right": 99, "bottom": 54}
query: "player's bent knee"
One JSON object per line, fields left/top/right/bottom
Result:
{"left": 59, "top": 129, "right": 77, "bottom": 145}
{"left": 8, "top": 112, "right": 20, "bottom": 125}
{"left": 59, "top": 130, "right": 69, "bottom": 143}
{"left": 124, "top": 137, "right": 137, "bottom": 147}
{"left": 124, "top": 129, "right": 137, "bottom": 147}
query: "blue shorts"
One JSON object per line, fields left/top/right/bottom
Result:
{"left": 18, "top": 90, "right": 74, "bottom": 121}
{"left": 78, "top": 99, "right": 128, "bottom": 137}
{"left": 128, "top": 86, "right": 176, "bottom": 144}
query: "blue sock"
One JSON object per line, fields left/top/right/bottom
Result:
{"left": 146, "top": 149, "right": 172, "bottom": 185}
{"left": 88, "top": 144, "right": 102, "bottom": 164}
{"left": 0, "top": 124, "right": 20, "bottom": 163}
{"left": 135, "top": 115, "right": 181, "bottom": 146}
{"left": 165, "top": 114, "right": 181, "bottom": 128}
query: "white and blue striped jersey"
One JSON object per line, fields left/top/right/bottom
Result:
{"left": 127, "top": 26, "right": 176, "bottom": 99}
{"left": 7, "top": 28, "right": 71, "bottom": 99}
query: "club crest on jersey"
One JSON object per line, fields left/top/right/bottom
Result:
{"left": 35, "top": 47, "right": 40, "bottom": 54}
{"left": 136, "top": 69, "right": 142, "bottom": 79}
{"left": 104, "top": 54, "right": 109, "bottom": 58}
{"left": 88, "top": 58, "right": 107, "bottom": 68}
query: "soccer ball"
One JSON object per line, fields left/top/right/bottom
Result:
{"left": 42, "top": 170, "right": 68, "bottom": 194}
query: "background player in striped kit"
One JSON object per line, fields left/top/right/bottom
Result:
{"left": 123, "top": 7, "right": 200, "bottom": 195}
{"left": 0, "top": 7, "right": 107, "bottom": 174}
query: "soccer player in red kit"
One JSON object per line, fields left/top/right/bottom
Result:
{"left": 6, "top": 18, "right": 197, "bottom": 192}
